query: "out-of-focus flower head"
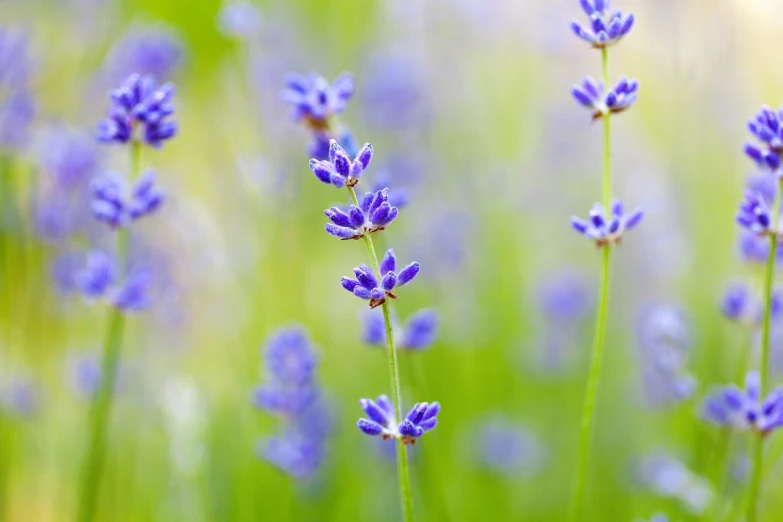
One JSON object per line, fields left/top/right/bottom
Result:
{"left": 0, "top": 27, "right": 35, "bottom": 151}
{"left": 720, "top": 282, "right": 783, "bottom": 328}
{"left": 75, "top": 250, "right": 153, "bottom": 312}
{"left": 341, "top": 249, "right": 420, "bottom": 309}
{"left": 471, "top": 417, "right": 547, "bottom": 476}
{"left": 537, "top": 271, "right": 593, "bottom": 323}
{"left": 736, "top": 190, "right": 776, "bottom": 236}
{"left": 357, "top": 395, "right": 440, "bottom": 445}
{"left": 571, "top": 199, "right": 643, "bottom": 246}
{"left": 90, "top": 169, "right": 165, "bottom": 228}
{"left": 217, "top": 1, "right": 263, "bottom": 39}
{"left": 104, "top": 25, "right": 184, "bottom": 82}
{"left": 0, "top": 374, "right": 39, "bottom": 416}
{"left": 323, "top": 188, "right": 399, "bottom": 240}
{"left": 281, "top": 72, "right": 354, "bottom": 129}
{"left": 572, "top": 76, "right": 639, "bottom": 120}
{"left": 636, "top": 452, "right": 713, "bottom": 514}
{"left": 362, "top": 308, "right": 439, "bottom": 351}
{"left": 571, "top": 0, "right": 635, "bottom": 49}
{"left": 309, "top": 139, "right": 372, "bottom": 188}
{"left": 360, "top": 48, "right": 428, "bottom": 129}
{"left": 702, "top": 371, "right": 783, "bottom": 435}
{"left": 257, "top": 430, "right": 325, "bottom": 479}
{"left": 97, "top": 73, "right": 177, "bottom": 148}
{"left": 38, "top": 127, "right": 100, "bottom": 188}
{"left": 738, "top": 229, "right": 783, "bottom": 265}
{"left": 744, "top": 105, "right": 783, "bottom": 172}
{"left": 66, "top": 354, "right": 103, "bottom": 399}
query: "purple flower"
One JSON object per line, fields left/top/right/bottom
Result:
{"left": 362, "top": 308, "right": 439, "bottom": 350}
{"left": 38, "top": 128, "right": 100, "bottom": 188}
{"left": 369, "top": 168, "right": 410, "bottom": 208}
{"left": 360, "top": 48, "right": 429, "bottom": 129}
{"left": 90, "top": 170, "right": 165, "bottom": 228}
{"left": 109, "top": 268, "right": 152, "bottom": 312}
{"left": 571, "top": 199, "right": 643, "bottom": 245}
{"left": 472, "top": 418, "right": 547, "bottom": 476}
{"left": 636, "top": 452, "right": 714, "bottom": 514}
{"left": 75, "top": 250, "right": 153, "bottom": 312}
{"left": 309, "top": 139, "right": 373, "bottom": 188}
{"left": 537, "top": 271, "right": 593, "bottom": 322}
{"left": 0, "top": 28, "right": 35, "bottom": 151}
{"left": 357, "top": 395, "right": 440, "bottom": 445}
{"left": 0, "top": 375, "right": 38, "bottom": 416}
{"left": 66, "top": 355, "right": 103, "bottom": 399}
{"left": 738, "top": 230, "right": 783, "bottom": 265}
{"left": 572, "top": 76, "right": 639, "bottom": 120}
{"left": 736, "top": 190, "right": 775, "bottom": 236}
{"left": 571, "top": 0, "right": 635, "bottom": 49}
{"left": 97, "top": 73, "right": 177, "bottom": 148}
{"left": 281, "top": 72, "right": 354, "bottom": 127}
{"left": 257, "top": 430, "right": 325, "bottom": 479}
{"left": 324, "top": 188, "right": 399, "bottom": 240}
{"left": 744, "top": 105, "right": 783, "bottom": 171}
{"left": 703, "top": 371, "right": 783, "bottom": 435}
{"left": 217, "top": 2, "right": 263, "bottom": 38}
{"left": 76, "top": 250, "right": 116, "bottom": 299}
{"left": 104, "top": 25, "right": 184, "bottom": 82}
{"left": 341, "top": 249, "right": 420, "bottom": 308}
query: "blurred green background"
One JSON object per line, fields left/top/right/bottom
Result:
{"left": 1, "top": 0, "right": 783, "bottom": 520}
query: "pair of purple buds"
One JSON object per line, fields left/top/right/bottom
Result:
{"left": 357, "top": 394, "right": 440, "bottom": 445}
{"left": 91, "top": 170, "right": 165, "bottom": 229}
{"left": 704, "top": 371, "right": 783, "bottom": 437}
{"left": 97, "top": 73, "right": 177, "bottom": 148}
{"left": 572, "top": 76, "right": 639, "bottom": 121}
{"left": 570, "top": 0, "right": 635, "bottom": 49}
{"left": 310, "top": 140, "right": 373, "bottom": 188}
{"left": 76, "top": 250, "right": 151, "bottom": 312}
{"left": 341, "top": 249, "right": 420, "bottom": 309}
{"left": 571, "top": 200, "right": 643, "bottom": 246}
{"left": 745, "top": 105, "right": 783, "bottom": 171}
{"left": 324, "top": 188, "right": 399, "bottom": 240}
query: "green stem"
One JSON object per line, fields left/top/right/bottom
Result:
{"left": 347, "top": 186, "right": 414, "bottom": 522}
{"left": 601, "top": 48, "right": 611, "bottom": 210}
{"left": 76, "top": 141, "right": 140, "bottom": 522}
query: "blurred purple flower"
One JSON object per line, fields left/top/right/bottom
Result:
{"left": 360, "top": 48, "right": 428, "bottom": 129}
{"left": 736, "top": 190, "right": 775, "bottom": 236}
{"left": 66, "top": 355, "right": 102, "bottom": 399}
{"left": 0, "top": 28, "right": 35, "bottom": 151}
{"left": 282, "top": 72, "right": 353, "bottom": 127}
{"left": 571, "top": 0, "right": 635, "bottom": 49}
{"left": 636, "top": 452, "right": 713, "bottom": 514}
{"left": 38, "top": 128, "right": 100, "bottom": 189}
{"left": 362, "top": 308, "right": 439, "bottom": 351}
{"left": 0, "top": 375, "right": 39, "bottom": 416}
{"left": 104, "top": 25, "right": 184, "bottom": 82}
{"left": 217, "top": 2, "right": 263, "bottom": 39}
{"left": 75, "top": 250, "right": 153, "bottom": 312}
{"left": 97, "top": 74, "right": 177, "bottom": 148}
{"left": 738, "top": 230, "right": 783, "bottom": 265}
{"left": 90, "top": 169, "right": 165, "bottom": 228}
{"left": 538, "top": 271, "right": 593, "bottom": 323}
{"left": 256, "top": 430, "right": 325, "bottom": 479}
{"left": 472, "top": 418, "right": 547, "bottom": 476}
{"left": 703, "top": 371, "right": 783, "bottom": 435}
{"left": 571, "top": 199, "right": 643, "bottom": 245}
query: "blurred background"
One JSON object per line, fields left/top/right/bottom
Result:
{"left": 1, "top": 0, "right": 782, "bottom": 520}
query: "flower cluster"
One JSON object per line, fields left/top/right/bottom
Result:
{"left": 737, "top": 189, "right": 777, "bottom": 237}
{"left": 97, "top": 73, "right": 177, "bottom": 147}
{"left": 363, "top": 308, "right": 439, "bottom": 351}
{"left": 91, "top": 170, "right": 165, "bottom": 228}
{"left": 703, "top": 371, "right": 783, "bottom": 436}
{"left": 357, "top": 395, "right": 439, "bottom": 445}
{"left": 738, "top": 229, "right": 783, "bottom": 265}
{"left": 570, "top": 199, "right": 643, "bottom": 246}
{"left": 324, "top": 188, "right": 399, "bottom": 240}
{"left": 744, "top": 105, "right": 783, "bottom": 171}
{"left": 253, "top": 327, "right": 330, "bottom": 478}
{"left": 75, "top": 250, "right": 151, "bottom": 312}
{"left": 721, "top": 282, "right": 783, "bottom": 328}
{"left": 309, "top": 139, "right": 373, "bottom": 188}
{"left": 571, "top": 76, "right": 639, "bottom": 120}
{"left": 571, "top": 0, "right": 635, "bottom": 48}
{"left": 341, "top": 250, "right": 420, "bottom": 308}
{"left": 103, "top": 25, "right": 184, "bottom": 83}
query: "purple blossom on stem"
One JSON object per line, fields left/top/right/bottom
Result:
{"left": 744, "top": 105, "right": 783, "bottom": 171}
{"left": 570, "top": 199, "right": 643, "bottom": 246}
{"left": 75, "top": 250, "right": 152, "bottom": 312}
{"left": 281, "top": 72, "right": 354, "bottom": 128}
{"left": 0, "top": 27, "right": 35, "bottom": 151}
{"left": 357, "top": 395, "right": 440, "bottom": 445}
{"left": 721, "top": 283, "right": 783, "bottom": 328}
{"left": 571, "top": 0, "right": 634, "bottom": 49}
{"left": 703, "top": 371, "right": 783, "bottom": 435}
{"left": 104, "top": 25, "right": 184, "bottom": 82}
{"left": 97, "top": 73, "right": 177, "bottom": 148}
{"left": 341, "top": 249, "right": 420, "bottom": 308}
{"left": 363, "top": 308, "right": 439, "bottom": 351}
{"left": 738, "top": 230, "right": 783, "bottom": 265}
{"left": 324, "top": 188, "right": 399, "bottom": 240}
{"left": 572, "top": 76, "right": 639, "bottom": 120}
{"left": 309, "top": 139, "right": 373, "bottom": 188}
{"left": 736, "top": 190, "right": 776, "bottom": 237}
{"left": 90, "top": 169, "right": 165, "bottom": 228}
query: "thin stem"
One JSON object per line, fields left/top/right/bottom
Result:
{"left": 348, "top": 186, "right": 414, "bottom": 522}
{"left": 76, "top": 141, "right": 140, "bottom": 522}
{"left": 745, "top": 178, "right": 782, "bottom": 522}
{"left": 568, "top": 245, "right": 611, "bottom": 522}
{"left": 601, "top": 47, "right": 611, "bottom": 210}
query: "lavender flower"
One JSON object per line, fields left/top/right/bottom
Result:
{"left": 104, "top": 25, "right": 184, "bottom": 82}
{"left": 363, "top": 308, "right": 439, "bottom": 350}
{"left": 637, "top": 452, "right": 713, "bottom": 514}
{"left": 0, "top": 27, "right": 35, "bottom": 151}
{"left": 309, "top": 139, "right": 373, "bottom": 188}
{"left": 217, "top": 1, "right": 263, "bottom": 38}
{"left": 357, "top": 395, "right": 440, "bottom": 445}
{"left": 720, "top": 283, "right": 783, "bottom": 327}
{"left": 571, "top": 199, "right": 643, "bottom": 245}
{"left": 738, "top": 230, "right": 783, "bottom": 265}
{"left": 570, "top": 0, "right": 635, "bottom": 49}
{"left": 109, "top": 269, "right": 152, "bottom": 312}
{"left": 736, "top": 190, "right": 775, "bottom": 236}
{"left": 703, "top": 371, "right": 783, "bottom": 435}
{"left": 282, "top": 72, "right": 354, "bottom": 128}
{"left": 38, "top": 128, "right": 100, "bottom": 188}
{"left": 90, "top": 170, "right": 165, "bottom": 228}
{"left": 744, "top": 105, "right": 783, "bottom": 171}
{"left": 324, "top": 188, "right": 399, "bottom": 240}
{"left": 253, "top": 326, "right": 330, "bottom": 478}
{"left": 360, "top": 48, "right": 429, "bottom": 129}
{"left": 472, "top": 418, "right": 547, "bottom": 476}
{"left": 97, "top": 73, "right": 177, "bottom": 147}
{"left": 75, "top": 250, "right": 152, "bottom": 312}
{"left": 572, "top": 76, "right": 639, "bottom": 120}
{"left": 341, "top": 249, "right": 420, "bottom": 308}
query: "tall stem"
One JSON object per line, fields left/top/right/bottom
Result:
{"left": 568, "top": 47, "right": 612, "bottom": 522}
{"left": 746, "top": 177, "right": 782, "bottom": 522}
{"left": 76, "top": 140, "right": 140, "bottom": 522}
{"left": 348, "top": 186, "right": 414, "bottom": 522}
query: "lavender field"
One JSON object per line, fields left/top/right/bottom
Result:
{"left": 0, "top": 0, "right": 782, "bottom": 521}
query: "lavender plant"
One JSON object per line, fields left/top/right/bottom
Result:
{"left": 75, "top": 72, "right": 176, "bottom": 522}
{"left": 566, "top": 1, "right": 641, "bottom": 519}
